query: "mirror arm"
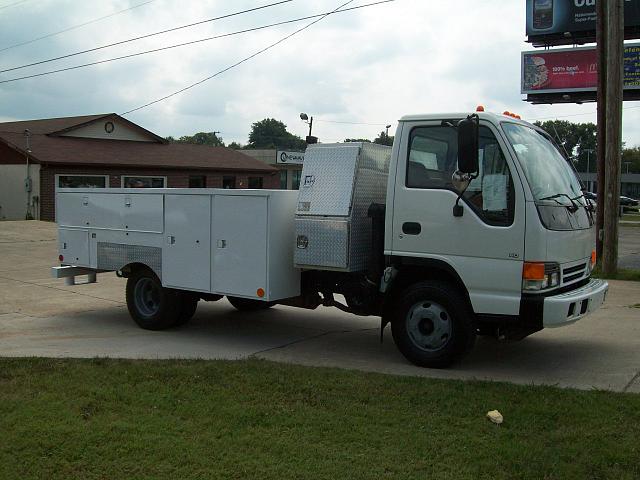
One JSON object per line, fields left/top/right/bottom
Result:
{"left": 452, "top": 172, "right": 478, "bottom": 217}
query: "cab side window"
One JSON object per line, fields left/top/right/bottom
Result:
{"left": 406, "top": 125, "right": 514, "bottom": 226}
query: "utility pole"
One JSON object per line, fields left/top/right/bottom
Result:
{"left": 595, "top": 0, "right": 607, "bottom": 262}
{"left": 602, "top": 0, "right": 624, "bottom": 275}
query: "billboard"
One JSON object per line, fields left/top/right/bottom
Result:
{"left": 526, "top": 0, "right": 640, "bottom": 46}
{"left": 276, "top": 150, "right": 305, "bottom": 164}
{"left": 522, "top": 43, "right": 640, "bottom": 96}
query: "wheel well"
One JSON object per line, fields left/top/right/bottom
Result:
{"left": 387, "top": 258, "right": 472, "bottom": 312}
{"left": 119, "top": 262, "right": 156, "bottom": 278}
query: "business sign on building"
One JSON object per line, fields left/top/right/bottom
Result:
{"left": 276, "top": 150, "right": 305, "bottom": 164}
{"left": 526, "top": 0, "right": 640, "bottom": 46}
{"left": 522, "top": 43, "right": 640, "bottom": 102}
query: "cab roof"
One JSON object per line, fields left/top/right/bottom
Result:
{"left": 398, "top": 111, "right": 535, "bottom": 128}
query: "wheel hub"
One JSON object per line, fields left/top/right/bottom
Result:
{"left": 406, "top": 301, "right": 452, "bottom": 352}
{"left": 134, "top": 277, "right": 161, "bottom": 318}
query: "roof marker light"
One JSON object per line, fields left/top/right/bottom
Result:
{"left": 476, "top": 105, "right": 485, "bottom": 112}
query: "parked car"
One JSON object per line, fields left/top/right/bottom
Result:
{"left": 620, "top": 196, "right": 639, "bottom": 208}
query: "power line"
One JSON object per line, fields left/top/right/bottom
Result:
{"left": 0, "top": 0, "right": 30, "bottom": 11}
{"left": 0, "top": 1, "right": 394, "bottom": 84}
{"left": 0, "top": 0, "right": 293, "bottom": 73}
{"left": 0, "top": 0, "right": 156, "bottom": 53}
{"left": 122, "top": 0, "right": 374, "bottom": 116}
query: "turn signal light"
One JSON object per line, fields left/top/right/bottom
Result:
{"left": 523, "top": 262, "right": 545, "bottom": 280}
{"left": 522, "top": 262, "right": 561, "bottom": 291}
{"left": 590, "top": 250, "right": 597, "bottom": 268}
{"left": 257, "top": 288, "right": 265, "bottom": 298}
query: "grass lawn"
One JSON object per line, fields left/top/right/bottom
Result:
{"left": 1, "top": 358, "right": 639, "bottom": 480}
{"left": 593, "top": 267, "right": 640, "bottom": 281}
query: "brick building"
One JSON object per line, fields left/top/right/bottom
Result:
{"left": 0, "top": 114, "right": 278, "bottom": 221}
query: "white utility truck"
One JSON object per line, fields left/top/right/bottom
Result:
{"left": 53, "top": 111, "right": 609, "bottom": 368}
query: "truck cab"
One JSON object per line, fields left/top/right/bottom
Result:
{"left": 380, "top": 111, "right": 607, "bottom": 366}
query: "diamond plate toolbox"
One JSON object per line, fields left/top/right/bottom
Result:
{"left": 294, "top": 142, "right": 391, "bottom": 272}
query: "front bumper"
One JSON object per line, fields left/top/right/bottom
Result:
{"left": 542, "top": 278, "right": 608, "bottom": 327}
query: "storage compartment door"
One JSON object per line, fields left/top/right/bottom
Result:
{"left": 59, "top": 228, "right": 90, "bottom": 266}
{"left": 294, "top": 218, "right": 349, "bottom": 270}
{"left": 163, "top": 195, "right": 211, "bottom": 291}
{"left": 295, "top": 145, "right": 360, "bottom": 217}
{"left": 212, "top": 195, "right": 267, "bottom": 298}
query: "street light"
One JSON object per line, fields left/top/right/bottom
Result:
{"left": 300, "top": 112, "right": 317, "bottom": 144}
{"left": 385, "top": 124, "right": 391, "bottom": 137}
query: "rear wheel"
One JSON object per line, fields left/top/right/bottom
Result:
{"left": 227, "top": 296, "right": 274, "bottom": 311}
{"left": 390, "top": 281, "right": 475, "bottom": 368}
{"left": 126, "top": 269, "right": 182, "bottom": 330}
{"left": 175, "top": 293, "right": 199, "bottom": 326}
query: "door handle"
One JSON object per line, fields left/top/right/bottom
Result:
{"left": 167, "top": 235, "right": 175, "bottom": 245}
{"left": 402, "top": 222, "right": 421, "bottom": 235}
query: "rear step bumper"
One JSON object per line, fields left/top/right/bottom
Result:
{"left": 51, "top": 265, "right": 99, "bottom": 286}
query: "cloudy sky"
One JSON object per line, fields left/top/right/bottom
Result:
{"left": 1, "top": 0, "right": 639, "bottom": 146}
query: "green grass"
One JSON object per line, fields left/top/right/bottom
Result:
{"left": 1, "top": 359, "right": 639, "bottom": 479}
{"left": 593, "top": 267, "right": 640, "bottom": 281}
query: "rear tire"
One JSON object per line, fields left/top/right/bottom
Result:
{"left": 227, "top": 296, "right": 274, "bottom": 311}
{"left": 175, "top": 293, "right": 199, "bottom": 326}
{"left": 126, "top": 269, "right": 182, "bottom": 330}
{"left": 390, "top": 281, "right": 475, "bottom": 368}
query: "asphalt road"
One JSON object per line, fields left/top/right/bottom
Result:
{"left": 1, "top": 221, "right": 639, "bottom": 393}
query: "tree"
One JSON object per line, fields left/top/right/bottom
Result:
{"left": 373, "top": 131, "right": 394, "bottom": 146}
{"left": 227, "top": 141, "right": 244, "bottom": 149}
{"left": 171, "top": 131, "right": 225, "bottom": 147}
{"left": 621, "top": 147, "right": 640, "bottom": 174}
{"left": 533, "top": 120, "right": 597, "bottom": 172}
{"left": 247, "top": 118, "right": 306, "bottom": 150}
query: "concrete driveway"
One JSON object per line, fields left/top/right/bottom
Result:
{"left": 1, "top": 221, "right": 639, "bottom": 393}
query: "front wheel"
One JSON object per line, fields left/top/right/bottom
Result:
{"left": 126, "top": 269, "right": 183, "bottom": 330}
{"left": 390, "top": 281, "right": 475, "bottom": 368}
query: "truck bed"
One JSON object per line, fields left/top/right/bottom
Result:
{"left": 56, "top": 188, "right": 300, "bottom": 301}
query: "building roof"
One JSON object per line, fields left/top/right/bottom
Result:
{"left": 0, "top": 114, "right": 277, "bottom": 173}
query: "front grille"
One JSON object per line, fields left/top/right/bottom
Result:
{"left": 562, "top": 262, "right": 587, "bottom": 285}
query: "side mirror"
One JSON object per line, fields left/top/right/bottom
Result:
{"left": 457, "top": 114, "right": 479, "bottom": 174}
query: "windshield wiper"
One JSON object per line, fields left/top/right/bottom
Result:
{"left": 537, "top": 193, "right": 580, "bottom": 212}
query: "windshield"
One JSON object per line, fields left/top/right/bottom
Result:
{"left": 501, "top": 122, "right": 584, "bottom": 206}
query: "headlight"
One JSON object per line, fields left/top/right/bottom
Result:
{"left": 522, "top": 262, "right": 560, "bottom": 292}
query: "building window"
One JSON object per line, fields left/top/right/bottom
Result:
{"left": 279, "top": 170, "right": 288, "bottom": 189}
{"left": 223, "top": 176, "right": 236, "bottom": 189}
{"left": 248, "top": 177, "right": 263, "bottom": 189}
{"left": 122, "top": 176, "right": 166, "bottom": 188}
{"left": 57, "top": 175, "right": 108, "bottom": 188}
{"left": 189, "top": 175, "right": 206, "bottom": 188}
{"left": 292, "top": 169, "right": 302, "bottom": 190}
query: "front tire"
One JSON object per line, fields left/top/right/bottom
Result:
{"left": 390, "top": 281, "right": 475, "bottom": 368}
{"left": 126, "top": 269, "right": 182, "bottom": 330}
